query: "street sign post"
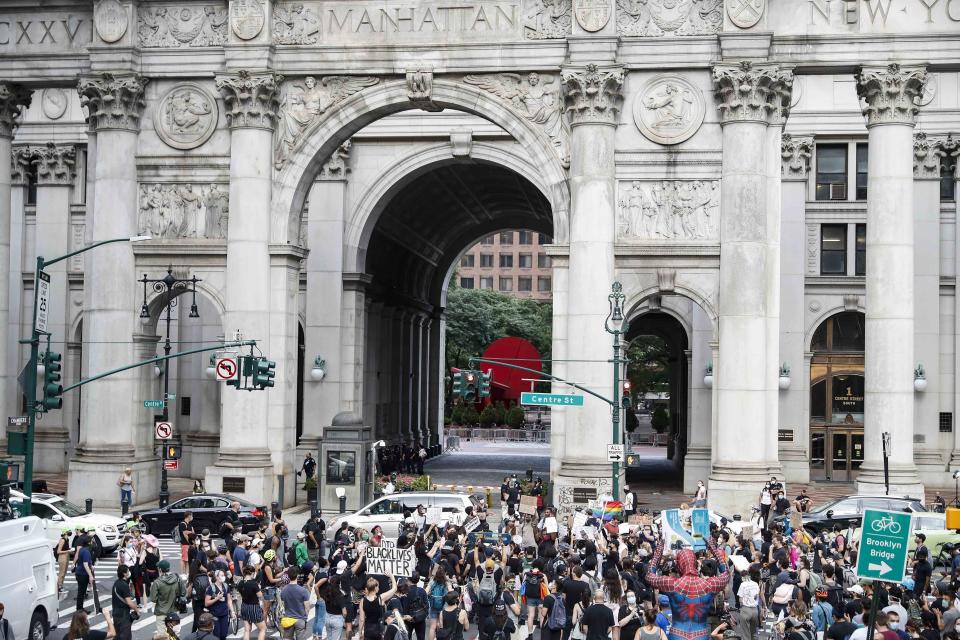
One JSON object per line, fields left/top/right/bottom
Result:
{"left": 35, "top": 271, "right": 50, "bottom": 333}
{"left": 856, "top": 509, "right": 912, "bottom": 582}
{"left": 520, "top": 392, "right": 585, "bottom": 407}
{"left": 607, "top": 444, "right": 625, "bottom": 462}
{"left": 215, "top": 356, "right": 239, "bottom": 381}
{"left": 155, "top": 421, "right": 173, "bottom": 440}
{"left": 163, "top": 459, "right": 178, "bottom": 470}
{"left": 7, "top": 416, "right": 27, "bottom": 427}
{"left": 144, "top": 399, "right": 165, "bottom": 408}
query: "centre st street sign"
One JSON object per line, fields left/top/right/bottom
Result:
{"left": 856, "top": 508, "right": 913, "bottom": 583}
{"left": 144, "top": 400, "right": 165, "bottom": 408}
{"left": 520, "top": 392, "right": 584, "bottom": 407}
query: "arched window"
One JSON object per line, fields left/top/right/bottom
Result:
{"left": 810, "top": 312, "right": 865, "bottom": 425}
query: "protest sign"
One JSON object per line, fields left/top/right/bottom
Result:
{"left": 519, "top": 496, "right": 539, "bottom": 516}
{"left": 425, "top": 507, "right": 444, "bottom": 526}
{"left": 571, "top": 511, "right": 589, "bottom": 537}
{"left": 365, "top": 545, "right": 415, "bottom": 577}
{"left": 464, "top": 516, "right": 481, "bottom": 533}
{"left": 660, "top": 508, "right": 711, "bottom": 550}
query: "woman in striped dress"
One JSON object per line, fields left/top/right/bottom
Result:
{"left": 239, "top": 564, "right": 266, "bottom": 640}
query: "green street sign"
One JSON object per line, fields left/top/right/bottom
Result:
{"left": 520, "top": 392, "right": 584, "bottom": 407}
{"left": 143, "top": 400, "right": 165, "bottom": 408}
{"left": 856, "top": 508, "right": 912, "bottom": 583}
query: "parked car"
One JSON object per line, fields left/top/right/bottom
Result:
{"left": 326, "top": 492, "right": 484, "bottom": 540}
{"left": 779, "top": 494, "right": 926, "bottom": 535}
{"left": 0, "top": 516, "right": 59, "bottom": 640}
{"left": 8, "top": 490, "right": 125, "bottom": 556}
{"left": 136, "top": 493, "right": 267, "bottom": 536}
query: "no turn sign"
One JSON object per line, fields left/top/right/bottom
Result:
{"left": 155, "top": 421, "right": 173, "bottom": 440}
{"left": 215, "top": 356, "right": 239, "bottom": 381}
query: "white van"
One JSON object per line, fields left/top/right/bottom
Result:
{"left": 0, "top": 516, "right": 59, "bottom": 640}
{"left": 326, "top": 492, "right": 485, "bottom": 540}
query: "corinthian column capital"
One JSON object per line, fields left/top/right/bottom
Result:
{"left": 11, "top": 146, "right": 34, "bottom": 185}
{"left": 712, "top": 61, "right": 793, "bottom": 125}
{"left": 35, "top": 142, "right": 77, "bottom": 185}
{"left": 913, "top": 132, "right": 943, "bottom": 179}
{"left": 77, "top": 73, "right": 148, "bottom": 132}
{"left": 856, "top": 63, "right": 927, "bottom": 127}
{"left": 781, "top": 134, "right": 814, "bottom": 180}
{"left": 0, "top": 83, "right": 32, "bottom": 138}
{"left": 215, "top": 70, "right": 283, "bottom": 130}
{"left": 561, "top": 64, "right": 624, "bottom": 126}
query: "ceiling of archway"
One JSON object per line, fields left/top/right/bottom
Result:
{"left": 366, "top": 162, "right": 552, "bottom": 307}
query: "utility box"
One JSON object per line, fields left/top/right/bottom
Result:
{"left": 319, "top": 414, "right": 374, "bottom": 512}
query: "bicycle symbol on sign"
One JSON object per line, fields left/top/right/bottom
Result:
{"left": 870, "top": 514, "right": 902, "bottom": 535}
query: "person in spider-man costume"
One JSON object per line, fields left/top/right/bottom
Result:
{"left": 644, "top": 538, "right": 730, "bottom": 640}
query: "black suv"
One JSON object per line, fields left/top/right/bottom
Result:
{"left": 777, "top": 494, "right": 925, "bottom": 535}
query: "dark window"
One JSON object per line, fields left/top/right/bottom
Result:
{"left": 855, "top": 224, "right": 866, "bottom": 276}
{"left": 820, "top": 224, "right": 847, "bottom": 274}
{"left": 481, "top": 235, "right": 495, "bottom": 245}
{"left": 518, "top": 253, "right": 532, "bottom": 268}
{"left": 538, "top": 276, "right": 552, "bottom": 292}
{"left": 25, "top": 160, "right": 37, "bottom": 206}
{"left": 460, "top": 255, "right": 475, "bottom": 268}
{"left": 499, "top": 231, "right": 513, "bottom": 245}
{"left": 855, "top": 143, "right": 868, "bottom": 200}
{"left": 538, "top": 233, "right": 551, "bottom": 244}
{"left": 810, "top": 380, "right": 827, "bottom": 421}
{"left": 942, "top": 159, "right": 956, "bottom": 201}
{"left": 538, "top": 254, "right": 551, "bottom": 268}
{"left": 326, "top": 451, "right": 356, "bottom": 484}
{"left": 941, "top": 412, "right": 954, "bottom": 433}
{"left": 517, "top": 277, "right": 532, "bottom": 292}
{"left": 816, "top": 144, "right": 848, "bottom": 201}
{"left": 460, "top": 277, "right": 474, "bottom": 289}
{"left": 499, "top": 277, "right": 513, "bottom": 292}
{"left": 518, "top": 231, "right": 533, "bottom": 244}
{"left": 180, "top": 397, "right": 191, "bottom": 416}
{"left": 499, "top": 254, "right": 513, "bottom": 268}
{"left": 479, "top": 254, "right": 493, "bottom": 268}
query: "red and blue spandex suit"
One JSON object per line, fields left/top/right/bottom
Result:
{"left": 644, "top": 539, "right": 730, "bottom": 640}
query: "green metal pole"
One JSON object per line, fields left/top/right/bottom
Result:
{"left": 612, "top": 329, "right": 620, "bottom": 498}
{"left": 19, "top": 256, "right": 43, "bottom": 517}
{"left": 468, "top": 357, "right": 615, "bottom": 406}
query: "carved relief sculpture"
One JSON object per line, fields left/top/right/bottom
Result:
{"left": 940, "top": 134, "right": 960, "bottom": 181}
{"left": 574, "top": 0, "right": 611, "bottom": 31}
{"left": 154, "top": 83, "right": 219, "bottom": 150}
{"left": 407, "top": 67, "right": 442, "bottom": 112}
{"left": 523, "top": 0, "right": 572, "bottom": 39}
{"left": 464, "top": 72, "right": 570, "bottom": 165}
{"left": 230, "top": 0, "right": 265, "bottom": 39}
{"left": 726, "top": 0, "right": 764, "bottom": 28}
{"left": 273, "top": 75, "right": 378, "bottom": 168}
{"left": 913, "top": 132, "right": 943, "bottom": 179}
{"left": 10, "top": 147, "right": 34, "bottom": 184}
{"left": 215, "top": 70, "right": 282, "bottom": 130}
{"left": 41, "top": 88, "right": 68, "bottom": 120}
{"left": 0, "top": 82, "right": 32, "bottom": 138}
{"left": 77, "top": 73, "right": 148, "bottom": 131}
{"left": 712, "top": 61, "right": 792, "bottom": 124}
{"left": 617, "top": 180, "right": 719, "bottom": 241}
{"left": 633, "top": 75, "right": 705, "bottom": 145}
{"left": 273, "top": 3, "right": 321, "bottom": 44}
{"left": 781, "top": 134, "right": 813, "bottom": 179}
{"left": 616, "top": 0, "right": 722, "bottom": 37}
{"left": 35, "top": 143, "right": 76, "bottom": 185}
{"left": 856, "top": 63, "right": 927, "bottom": 127}
{"left": 318, "top": 140, "right": 352, "bottom": 180}
{"left": 562, "top": 63, "right": 624, "bottom": 126}
{"left": 137, "top": 5, "right": 228, "bottom": 47}
{"left": 95, "top": 0, "right": 128, "bottom": 43}
{"left": 138, "top": 183, "right": 229, "bottom": 239}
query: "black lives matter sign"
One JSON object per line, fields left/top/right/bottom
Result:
{"left": 365, "top": 545, "right": 415, "bottom": 577}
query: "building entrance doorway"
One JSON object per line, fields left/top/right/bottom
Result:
{"left": 810, "top": 427, "right": 864, "bottom": 481}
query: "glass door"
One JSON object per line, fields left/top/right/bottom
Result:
{"left": 850, "top": 431, "right": 864, "bottom": 480}
{"left": 810, "top": 429, "right": 826, "bottom": 480}
{"left": 831, "top": 431, "right": 849, "bottom": 482}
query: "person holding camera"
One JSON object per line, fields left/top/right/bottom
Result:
{"left": 112, "top": 564, "right": 141, "bottom": 640}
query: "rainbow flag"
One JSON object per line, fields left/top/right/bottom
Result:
{"left": 590, "top": 501, "right": 624, "bottom": 521}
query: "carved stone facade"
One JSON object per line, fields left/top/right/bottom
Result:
{"left": 273, "top": 3, "right": 321, "bottom": 44}
{"left": 0, "top": 83, "right": 32, "bottom": 138}
{"left": 914, "top": 132, "right": 942, "bottom": 180}
{"left": 856, "top": 63, "right": 927, "bottom": 127}
{"left": 274, "top": 75, "right": 377, "bottom": 167}
{"left": 781, "top": 134, "right": 813, "bottom": 179}
{"left": 10, "top": 146, "right": 33, "bottom": 184}
{"left": 154, "top": 83, "right": 219, "bottom": 150}
{"left": 406, "top": 66, "right": 441, "bottom": 112}
{"left": 725, "top": 0, "right": 764, "bottom": 29}
{"left": 77, "top": 73, "right": 148, "bottom": 131}
{"left": 616, "top": 0, "right": 722, "bottom": 37}
{"left": 137, "top": 5, "right": 228, "bottom": 47}
{"left": 216, "top": 70, "right": 283, "bottom": 130}
{"left": 633, "top": 75, "right": 704, "bottom": 145}
{"left": 712, "top": 61, "right": 792, "bottom": 124}
{"left": 524, "top": 0, "right": 572, "bottom": 38}
{"left": 34, "top": 143, "right": 76, "bottom": 185}
{"left": 617, "top": 180, "right": 719, "bottom": 241}
{"left": 317, "top": 140, "right": 351, "bottom": 180}
{"left": 138, "top": 183, "right": 229, "bottom": 239}
{"left": 561, "top": 64, "right": 624, "bottom": 126}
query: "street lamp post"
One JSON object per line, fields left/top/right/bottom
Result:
{"left": 18, "top": 235, "right": 151, "bottom": 516}
{"left": 138, "top": 266, "right": 201, "bottom": 508}
{"left": 882, "top": 431, "right": 891, "bottom": 496}
{"left": 604, "top": 282, "right": 626, "bottom": 498}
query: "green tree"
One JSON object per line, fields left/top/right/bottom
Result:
{"left": 451, "top": 401, "right": 464, "bottom": 425}
{"left": 506, "top": 405, "right": 524, "bottom": 428}
{"left": 651, "top": 406, "right": 670, "bottom": 433}
{"left": 463, "top": 405, "right": 480, "bottom": 426}
{"left": 479, "top": 405, "right": 497, "bottom": 427}
{"left": 493, "top": 401, "right": 507, "bottom": 425}
{"left": 626, "top": 335, "right": 671, "bottom": 400}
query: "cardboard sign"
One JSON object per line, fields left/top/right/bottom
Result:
{"left": 661, "top": 508, "right": 711, "bottom": 551}
{"left": 519, "top": 496, "right": 539, "bottom": 516}
{"left": 571, "top": 511, "right": 589, "bottom": 537}
{"left": 629, "top": 514, "right": 654, "bottom": 526}
{"left": 619, "top": 523, "right": 634, "bottom": 535}
{"left": 365, "top": 545, "right": 416, "bottom": 577}
{"left": 740, "top": 525, "right": 754, "bottom": 540}
{"left": 426, "top": 507, "right": 444, "bottom": 526}
{"left": 464, "top": 516, "right": 481, "bottom": 533}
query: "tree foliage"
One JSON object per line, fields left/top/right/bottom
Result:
{"left": 651, "top": 406, "right": 670, "bottom": 433}
{"left": 626, "top": 335, "right": 671, "bottom": 397}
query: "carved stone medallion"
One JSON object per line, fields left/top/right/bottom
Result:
{"left": 574, "top": 0, "right": 611, "bottom": 32}
{"left": 726, "top": 0, "right": 764, "bottom": 28}
{"left": 41, "top": 88, "right": 68, "bottom": 120}
{"left": 95, "top": 0, "right": 129, "bottom": 43}
{"left": 230, "top": 0, "right": 265, "bottom": 40}
{"left": 154, "top": 83, "right": 218, "bottom": 150}
{"left": 633, "top": 75, "right": 705, "bottom": 145}
{"left": 919, "top": 73, "right": 937, "bottom": 106}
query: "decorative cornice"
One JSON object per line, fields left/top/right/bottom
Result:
{"left": 10, "top": 146, "right": 34, "bottom": 185}
{"left": 77, "top": 73, "right": 148, "bottom": 132}
{"left": 712, "top": 61, "right": 793, "bottom": 125}
{"left": 856, "top": 63, "right": 927, "bottom": 128}
{"left": 561, "top": 63, "right": 624, "bottom": 126}
{"left": 317, "top": 140, "right": 351, "bottom": 180}
{"left": 913, "top": 132, "right": 942, "bottom": 180}
{"left": 0, "top": 83, "right": 32, "bottom": 138}
{"left": 215, "top": 70, "right": 283, "bottom": 130}
{"left": 781, "top": 134, "right": 814, "bottom": 180}
{"left": 34, "top": 143, "right": 77, "bottom": 186}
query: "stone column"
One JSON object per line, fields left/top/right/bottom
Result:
{"left": 206, "top": 70, "right": 282, "bottom": 504}
{"left": 364, "top": 302, "right": 382, "bottom": 437}
{"left": 780, "top": 134, "right": 814, "bottom": 482}
{"left": 911, "top": 132, "right": 943, "bottom": 484}
{"left": 854, "top": 63, "right": 927, "bottom": 497}
{"left": 340, "top": 276, "right": 368, "bottom": 418}
{"left": 0, "top": 85, "right": 31, "bottom": 456}
{"left": 419, "top": 316, "right": 432, "bottom": 446}
{"left": 427, "top": 313, "right": 442, "bottom": 447}
{"left": 377, "top": 307, "right": 396, "bottom": 440}
{"left": 68, "top": 74, "right": 149, "bottom": 506}
{"left": 548, "top": 249, "right": 569, "bottom": 479}
{"left": 553, "top": 64, "right": 624, "bottom": 512}
{"left": 685, "top": 306, "right": 714, "bottom": 491}
{"left": 709, "top": 62, "right": 792, "bottom": 515}
{"left": 32, "top": 143, "right": 77, "bottom": 473}
{"left": 399, "top": 310, "right": 413, "bottom": 442}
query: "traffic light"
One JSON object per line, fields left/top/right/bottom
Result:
{"left": 479, "top": 370, "right": 492, "bottom": 398}
{"left": 463, "top": 370, "right": 478, "bottom": 401}
{"left": 228, "top": 356, "right": 250, "bottom": 389}
{"left": 0, "top": 461, "right": 20, "bottom": 484}
{"left": 164, "top": 444, "right": 182, "bottom": 460}
{"left": 41, "top": 350, "right": 63, "bottom": 411}
{"left": 621, "top": 380, "right": 632, "bottom": 410}
{"left": 253, "top": 357, "right": 276, "bottom": 389}
{"left": 452, "top": 371, "right": 463, "bottom": 398}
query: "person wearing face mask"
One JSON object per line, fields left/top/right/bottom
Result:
{"left": 617, "top": 591, "right": 644, "bottom": 640}
{"left": 885, "top": 612, "right": 910, "bottom": 640}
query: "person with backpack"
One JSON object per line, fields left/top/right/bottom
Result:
{"left": 289, "top": 533, "right": 309, "bottom": 568}
{"left": 150, "top": 560, "right": 186, "bottom": 636}
{"left": 399, "top": 574, "right": 430, "bottom": 640}
{"left": 812, "top": 588, "right": 835, "bottom": 637}
{"left": 474, "top": 554, "right": 506, "bottom": 630}
{"left": 521, "top": 566, "right": 547, "bottom": 640}
{"left": 177, "top": 512, "right": 196, "bottom": 566}
{"left": 481, "top": 602, "right": 517, "bottom": 640}
{"left": 190, "top": 564, "right": 211, "bottom": 633}
{"left": 437, "top": 590, "right": 469, "bottom": 640}
{"left": 540, "top": 580, "right": 566, "bottom": 640}
{"left": 428, "top": 566, "right": 454, "bottom": 640}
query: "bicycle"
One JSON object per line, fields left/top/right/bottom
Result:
{"left": 871, "top": 515, "right": 902, "bottom": 534}
{"left": 229, "top": 588, "right": 241, "bottom": 635}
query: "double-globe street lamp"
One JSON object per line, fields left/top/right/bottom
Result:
{"left": 604, "top": 282, "right": 627, "bottom": 497}
{"left": 138, "top": 266, "right": 201, "bottom": 508}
